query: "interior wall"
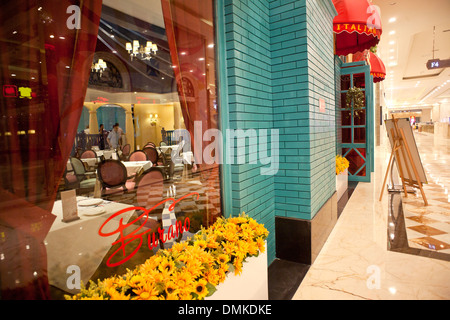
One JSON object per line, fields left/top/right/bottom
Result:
{"left": 133, "top": 103, "right": 175, "bottom": 149}
{"left": 440, "top": 103, "right": 450, "bottom": 122}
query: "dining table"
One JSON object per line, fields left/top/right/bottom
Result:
{"left": 45, "top": 196, "right": 137, "bottom": 294}
{"left": 95, "top": 149, "right": 116, "bottom": 160}
{"left": 66, "top": 158, "right": 98, "bottom": 171}
{"left": 122, "top": 160, "right": 153, "bottom": 177}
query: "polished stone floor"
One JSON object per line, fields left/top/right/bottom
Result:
{"left": 293, "top": 128, "right": 450, "bottom": 300}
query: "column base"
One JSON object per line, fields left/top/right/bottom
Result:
{"left": 275, "top": 193, "right": 338, "bottom": 265}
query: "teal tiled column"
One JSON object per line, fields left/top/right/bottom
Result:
{"left": 216, "top": 0, "right": 338, "bottom": 265}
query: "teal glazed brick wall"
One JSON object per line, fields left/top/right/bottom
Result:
{"left": 223, "top": 0, "right": 277, "bottom": 263}
{"left": 269, "top": 0, "right": 337, "bottom": 219}
{"left": 305, "top": 0, "right": 337, "bottom": 216}
{"left": 220, "top": 0, "right": 337, "bottom": 263}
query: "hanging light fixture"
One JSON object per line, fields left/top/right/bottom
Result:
{"left": 91, "top": 58, "right": 107, "bottom": 76}
{"left": 126, "top": 40, "right": 158, "bottom": 61}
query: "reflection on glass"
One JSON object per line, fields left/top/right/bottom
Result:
{"left": 353, "top": 109, "right": 366, "bottom": 126}
{"left": 353, "top": 73, "right": 365, "bottom": 88}
{"left": 342, "top": 128, "right": 352, "bottom": 143}
{"left": 354, "top": 127, "right": 366, "bottom": 144}
{"left": 341, "top": 111, "right": 351, "bottom": 126}
{"left": 0, "top": 0, "right": 221, "bottom": 300}
{"left": 342, "top": 148, "right": 366, "bottom": 176}
{"left": 341, "top": 75, "right": 350, "bottom": 91}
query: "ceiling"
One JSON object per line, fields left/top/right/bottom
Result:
{"left": 373, "top": 0, "right": 450, "bottom": 109}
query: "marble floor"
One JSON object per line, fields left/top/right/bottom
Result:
{"left": 293, "top": 128, "right": 450, "bottom": 300}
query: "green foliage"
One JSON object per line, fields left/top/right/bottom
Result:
{"left": 345, "top": 87, "right": 365, "bottom": 117}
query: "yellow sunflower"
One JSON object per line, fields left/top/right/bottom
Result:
{"left": 193, "top": 279, "right": 208, "bottom": 300}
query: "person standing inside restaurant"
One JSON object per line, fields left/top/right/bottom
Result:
{"left": 114, "top": 122, "right": 126, "bottom": 146}
{"left": 107, "top": 123, "right": 121, "bottom": 150}
{"left": 99, "top": 124, "right": 105, "bottom": 150}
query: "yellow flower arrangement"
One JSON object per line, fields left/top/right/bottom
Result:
{"left": 336, "top": 155, "right": 350, "bottom": 175}
{"left": 65, "top": 213, "right": 268, "bottom": 300}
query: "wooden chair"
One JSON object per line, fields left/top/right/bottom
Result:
{"left": 97, "top": 159, "right": 136, "bottom": 196}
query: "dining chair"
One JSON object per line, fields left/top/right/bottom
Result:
{"left": 80, "top": 150, "right": 96, "bottom": 159}
{"left": 135, "top": 168, "right": 165, "bottom": 246}
{"left": 136, "top": 168, "right": 165, "bottom": 210}
{"left": 159, "top": 141, "right": 167, "bottom": 147}
{"left": 69, "top": 157, "right": 97, "bottom": 192}
{"left": 145, "top": 142, "right": 156, "bottom": 148}
{"left": 97, "top": 159, "right": 136, "bottom": 196}
{"left": 128, "top": 150, "right": 148, "bottom": 162}
{"left": 121, "top": 144, "right": 131, "bottom": 160}
{"left": 79, "top": 149, "right": 98, "bottom": 170}
{"left": 63, "top": 168, "right": 79, "bottom": 190}
{"left": 143, "top": 146, "right": 159, "bottom": 164}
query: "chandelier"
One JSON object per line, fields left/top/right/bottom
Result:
{"left": 126, "top": 40, "right": 158, "bottom": 61}
{"left": 91, "top": 59, "right": 107, "bottom": 76}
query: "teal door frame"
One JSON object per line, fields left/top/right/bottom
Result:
{"left": 340, "top": 61, "right": 374, "bottom": 182}
{"left": 215, "top": 0, "right": 233, "bottom": 218}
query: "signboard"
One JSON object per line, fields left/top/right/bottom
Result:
{"left": 319, "top": 98, "right": 325, "bottom": 113}
{"left": 426, "top": 58, "right": 450, "bottom": 70}
{"left": 385, "top": 118, "right": 427, "bottom": 185}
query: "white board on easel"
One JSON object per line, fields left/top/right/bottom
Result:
{"left": 385, "top": 118, "right": 427, "bottom": 185}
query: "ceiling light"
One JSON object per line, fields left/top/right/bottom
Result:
{"left": 389, "top": 17, "right": 397, "bottom": 23}
{"left": 50, "top": 35, "right": 55, "bottom": 38}
{"left": 181, "top": 52, "right": 187, "bottom": 55}
{"left": 389, "top": 41, "right": 395, "bottom": 45}
{"left": 389, "top": 31, "right": 396, "bottom": 35}
{"left": 199, "top": 57, "right": 205, "bottom": 61}
{"left": 208, "top": 44, "right": 214, "bottom": 48}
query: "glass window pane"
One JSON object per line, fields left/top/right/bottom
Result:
{"left": 0, "top": 0, "right": 221, "bottom": 299}
{"left": 341, "top": 75, "right": 350, "bottom": 90}
{"left": 353, "top": 109, "right": 366, "bottom": 126}
{"left": 354, "top": 127, "right": 366, "bottom": 143}
{"left": 342, "top": 128, "right": 352, "bottom": 143}
{"left": 353, "top": 73, "right": 365, "bottom": 88}
{"left": 341, "top": 111, "right": 352, "bottom": 126}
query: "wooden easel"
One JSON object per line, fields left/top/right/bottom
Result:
{"left": 379, "top": 116, "right": 428, "bottom": 206}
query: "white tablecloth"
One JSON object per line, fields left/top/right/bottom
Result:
{"left": 159, "top": 145, "right": 179, "bottom": 154}
{"left": 45, "top": 197, "right": 137, "bottom": 293}
{"left": 122, "top": 161, "right": 152, "bottom": 176}
{"left": 66, "top": 158, "right": 98, "bottom": 171}
{"left": 95, "top": 150, "right": 114, "bottom": 159}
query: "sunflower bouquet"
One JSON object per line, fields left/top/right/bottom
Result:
{"left": 335, "top": 155, "right": 349, "bottom": 175}
{"left": 65, "top": 214, "right": 268, "bottom": 300}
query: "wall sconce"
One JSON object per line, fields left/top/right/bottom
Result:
{"left": 149, "top": 113, "right": 158, "bottom": 124}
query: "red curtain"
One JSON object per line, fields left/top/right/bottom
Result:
{"left": 161, "top": 0, "right": 218, "bottom": 165}
{"left": 161, "top": 0, "right": 221, "bottom": 224}
{"left": 0, "top": 0, "right": 102, "bottom": 299}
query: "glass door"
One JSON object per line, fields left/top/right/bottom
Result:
{"left": 340, "top": 62, "right": 374, "bottom": 182}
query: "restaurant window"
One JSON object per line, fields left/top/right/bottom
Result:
{"left": 0, "top": 0, "right": 221, "bottom": 299}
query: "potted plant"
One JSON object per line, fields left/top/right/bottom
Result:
{"left": 336, "top": 155, "right": 349, "bottom": 201}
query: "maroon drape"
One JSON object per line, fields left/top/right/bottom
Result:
{"left": 0, "top": 0, "right": 102, "bottom": 299}
{"left": 161, "top": 0, "right": 218, "bottom": 165}
{"left": 161, "top": 0, "right": 221, "bottom": 223}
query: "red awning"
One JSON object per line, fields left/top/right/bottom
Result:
{"left": 333, "top": 0, "right": 382, "bottom": 56}
{"left": 353, "top": 50, "right": 386, "bottom": 83}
